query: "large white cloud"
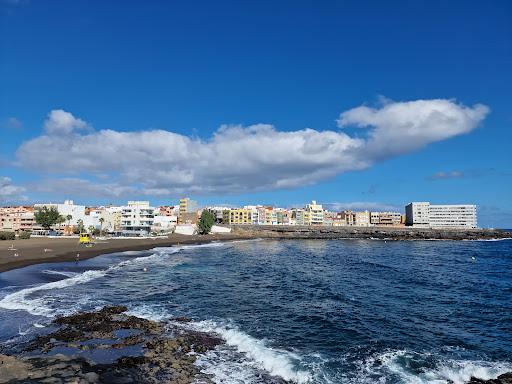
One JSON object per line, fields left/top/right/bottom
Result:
{"left": 16, "top": 98, "right": 489, "bottom": 196}
{"left": 0, "top": 176, "right": 26, "bottom": 203}
{"left": 337, "top": 99, "right": 489, "bottom": 160}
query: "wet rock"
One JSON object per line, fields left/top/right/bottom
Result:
{"left": 2, "top": 306, "right": 225, "bottom": 384}
{"left": 465, "top": 372, "right": 512, "bottom": 384}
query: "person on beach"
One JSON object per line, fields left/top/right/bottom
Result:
{"left": 75, "top": 253, "right": 80, "bottom": 264}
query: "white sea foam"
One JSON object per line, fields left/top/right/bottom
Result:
{"left": 188, "top": 320, "right": 312, "bottom": 383}
{"left": 0, "top": 268, "right": 108, "bottom": 316}
{"left": 42, "top": 269, "right": 78, "bottom": 278}
{"left": 353, "top": 349, "right": 512, "bottom": 384}
{"left": 126, "top": 304, "right": 174, "bottom": 322}
{"left": 0, "top": 242, "right": 202, "bottom": 318}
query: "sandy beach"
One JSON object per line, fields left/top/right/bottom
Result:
{"left": 0, "top": 233, "right": 252, "bottom": 273}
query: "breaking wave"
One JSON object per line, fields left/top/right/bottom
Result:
{"left": 349, "top": 349, "right": 512, "bottom": 384}
{"left": 189, "top": 320, "right": 312, "bottom": 383}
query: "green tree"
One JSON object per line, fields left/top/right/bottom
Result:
{"left": 35, "top": 207, "right": 65, "bottom": 230}
{"left": 66, "top": 214, "right": 72, "bottom": 226}
{"left": 197, "top": 210, "right": 215, "bottom": 235}
{"left": 88, "top": 225, "right": 95, "bottom": 234}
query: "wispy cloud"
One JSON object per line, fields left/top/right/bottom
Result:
{"left": 0, "top": 117, "right": 22, "bottom": 130}
{"left": 324, "top": 201, "right": 402, "bottom": 212}
{"left": 428, "top": 171, "right": 465, "bottom": 181}
{"left": 15, "top": 98, "right": 489, "bottom": 198}
{"left": 428, "top": 168, "right": 511, "bottom": 181}
{"left": 0, "top": 176, "right": 27, "bottom": 203}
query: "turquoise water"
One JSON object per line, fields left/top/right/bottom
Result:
{"left": 0, "top": 239, "right": 511, "bottom": 383}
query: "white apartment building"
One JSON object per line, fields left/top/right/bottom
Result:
{"left": 405, "top": 202, "right": 477, "bottom": 229}
{"left": 305, "top": 201, "right": 324, "bottom": 225}
{"left": 34, "top": 200, "right": 87, "bottom": 227}
{"left": 121, "top": 201, "right": 155, "bottom": 235}
{"left": 152, "top": 215, "right": 177, "bottom": 232}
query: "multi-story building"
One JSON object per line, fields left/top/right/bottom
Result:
{"left": 370, "top": 211, "right": 403, "bottom": 226}
{"left": 34, "top": 200, "right": 87, "bottom": 227}
{"left": 335, "top": 210, "right": 370, "bottom": 226}
{"left": 207, "top": 206, "right": 231, "bottom": 223}
{"left": 405, "top": 202, "right": 477, "bottom": 228}
{"left": 179, "top": 198, "right": 199, "bottom": 223}
{"left": 355, "top": 211, "right": 370, "bottom": 227}
{"left": 120, "top": 201, "right": 155, "bottom": 235}
{"left": 222, "top": 208, "right": 252, "bottom": 225}
{"left": 159, "top": 205, "right": 179, "bottom": 217}
{"left": 0, "top": 206, "right": 35, "bottom": 233}
{"left": 405, "top": 202, "right": 430, "bottom": 227}
{"left": 305, "top": 201, "right": 323, "bottom": 225}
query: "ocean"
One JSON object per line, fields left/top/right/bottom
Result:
{"left": 0, "top": 238, "right": 511, "bottom": 383}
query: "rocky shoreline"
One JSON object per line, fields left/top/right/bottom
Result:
{"left": 0, "top": 306, "right": 510, "bottom": 383}
{"left": 231, "top": 225, "right": 512, "bottom": 241}
{"left": 0, "top": 306, "right": 225, "bottom": 384}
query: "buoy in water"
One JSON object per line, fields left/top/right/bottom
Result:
{"left": 143, "top": 267, "right": 148, "bottom": 272}
{"left": 471, "top": 256, "right": 476, "bottom": 261}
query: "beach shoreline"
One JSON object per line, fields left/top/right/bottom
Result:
{"left": 0, "top": 233, "right": 254, "bottom": 273}
{"left": 1, "top": 226, "right": 511, "bottom": 273}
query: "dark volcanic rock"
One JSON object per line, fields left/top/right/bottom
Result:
{"left": 0, "top": 306, "right": 224, "bottom": 384}
{"left": 465, "top": 372, "right": 512, "bottom": 384}
{"left": 231, "top": 225, "right": 512, "bottom": 241}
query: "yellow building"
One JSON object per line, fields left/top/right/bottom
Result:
{"left": 222, "top": 208, "right": 253, "bottom": 225}
{"left": 305, "top": 200, "right": 323, "bottom": 225}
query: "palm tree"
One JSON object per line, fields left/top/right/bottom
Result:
{"left": 99, "top": 217, "right": 105, "bottom": 235}
{"left": 66, "top": 214, "right": 72, "bottom": 226}
{"left": 77, "top": 219, "right": 84, "bottom": 234}
{"left": 88, "top": 225, "right": 95, "bottom": 235}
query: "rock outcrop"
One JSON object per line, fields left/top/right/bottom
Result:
{"left": 0, "top": 306, "right": 223, "bottom": 384}
{"left": 231, "top": 225, "right": 512, "bottom": 241}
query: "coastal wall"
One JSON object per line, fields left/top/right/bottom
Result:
{"left": 230, "top": 225, "right": 512, "bottom": 240}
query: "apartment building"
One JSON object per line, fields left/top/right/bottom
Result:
{"left": 179, "top": 198, "right": 199, "bottom": 223}
{"left": 305, "top": 201, "right": 324, "bottom": 225}
{"left": 222, "top": 208, "right": 252, "bottom": 225}
{"left": 370, "top": 211, "right": 403, "bottom": 226}
{"left": 34, "top": 200, "right": 87, "bottom": 227}
{"left": 207, "top": 206, "right": 231, "bottom": 223}
{"left": 0, "top": 206, "right": 34, "bottom": 232}
{"left": 405, "top": 202, "right": 477, "bottom": 228}
{"left": 335, "top": 210, "right": 370, "bottom": 226}
{"left": 121, "top": 201, "right": 155, "bottom": 235}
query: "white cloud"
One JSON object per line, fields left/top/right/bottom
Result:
{"left": 34, "top": 178, "right": 136, "bottom": 199}
{"left": 324, "top": 201, "right": 402, "bottom": 212}
{"left": 16, "top": 99, "right": 489, "bottom": 197}
{"left": 0, "top": 176, "right": 27, "bottom": 203}
{"left": 44, "top": 109, "right": 88, "bottom": 135}
{"left": 337, "top": 98, "right": 489, "bottom": 160}
{"left": 428, "top": 171, "right": 465, "bottom": 180}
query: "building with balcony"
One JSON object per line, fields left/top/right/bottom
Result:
{"left": 370, "top": 211, "right": 403, "bottom": 226}
{"left": 120, "top": 201, "right": 155, "bottom": 235}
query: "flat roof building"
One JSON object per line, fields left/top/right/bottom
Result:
{"left": 405, "top": 202, "right": 477, "bottom": 229}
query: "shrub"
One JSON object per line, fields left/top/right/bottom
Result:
{"left": 0, "top": 231, "right": 16, "bottom": 240}
{"left": 18, "top": 231, "right": 31, "bottom": 239}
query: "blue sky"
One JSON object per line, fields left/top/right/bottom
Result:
{"left": 1, "top": 0, "right": 511, "bottom": 227}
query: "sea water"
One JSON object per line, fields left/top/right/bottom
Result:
{"left": 0, "top": 239, "right": 511, "bottom": 383}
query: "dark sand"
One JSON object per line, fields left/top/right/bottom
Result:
{"left": 0, "top": 233, "right": 252, "bottom": 273}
